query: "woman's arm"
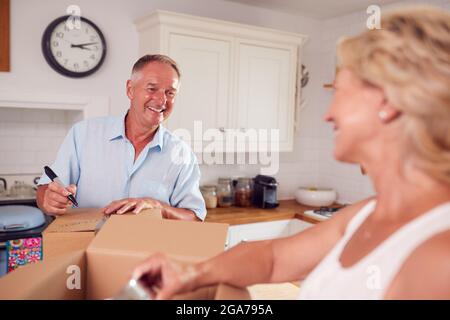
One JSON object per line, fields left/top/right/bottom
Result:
{"left": 198, "top": 198, "right": 373, "bottom": 287}
{"left": 133, "top": 198, "right": 373, "bottom": 299}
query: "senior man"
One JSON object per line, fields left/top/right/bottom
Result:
{"left": 36, "top": 54, "right": 205, "bottom": 221}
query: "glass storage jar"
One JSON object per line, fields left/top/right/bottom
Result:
{"left": 235, "top": 177, "right": 253, "bottom": 207}
{"left": 200, "top": 185, "right": 218, "bottom": 209}
{"left": 217, "top": 178, "right": 233, "bottom": 207}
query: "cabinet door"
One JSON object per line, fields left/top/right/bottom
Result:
{"left": 235, "top": 40, "right": 297, "bottom": 152}
{"left": 165, "top": 32, "right": 232, "bottom": 149}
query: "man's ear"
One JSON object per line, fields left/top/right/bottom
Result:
{"left": 126, "top": 80, "right": 134, "bottom": 100}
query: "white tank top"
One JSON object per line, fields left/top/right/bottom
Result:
{"left": 298, "top": 200, "right": 450, "bottom": 300}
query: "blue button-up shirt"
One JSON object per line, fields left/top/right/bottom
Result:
{"left": 38, "top": 112, "right": 206, "bottom": 220}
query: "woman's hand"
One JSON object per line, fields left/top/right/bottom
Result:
{"left": 103, "top": 197, "right": 164, "bottom": 215}
{"left": 131, "top": 253, "right": 201, "bottom": 300}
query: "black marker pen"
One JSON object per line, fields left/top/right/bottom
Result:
{"left": 44, "top": 166, "right": 79, "bottom": 207}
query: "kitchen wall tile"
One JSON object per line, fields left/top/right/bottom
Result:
{"left": 50, "top": 136, "right": 65, "bottom": 147}
{"left": 0, "top": 109, "right": 73, "bottom": 174}
{"left": 50, "top": 110, "right": 70, "bottom": 123}
{"left": 21, "top": 137, "right": 54, "bottom": 152}
{"left": 21, "top": 109, "right": 54, "bottom": 123}
{"left": 0, "top": 136, "right": 21, "bottom": 151}
{"left": 35, "top": 123, "right": 70, "bottom": 137}
{"left": 0, "top": 122, "right": 37, "bottom": 137}
{"left": 35, "top": 151, "right": 58, "bottom": 167}
{"left": 17, "top": 151, "right": 36, "bottom": 166}
{"left": 0, "top": 108, "right": 22, "bottom": 122}
{"left": 0, "top": 151, "right": 19, "bottom": 165}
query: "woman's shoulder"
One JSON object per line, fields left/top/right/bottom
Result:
{"left": 385, "top": 229, "right": 450, "bottom": 299}
{"left": 329, "top": 196, "right": 376, "bottom": 235}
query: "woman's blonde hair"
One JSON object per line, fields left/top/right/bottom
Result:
{"left": 337, "top": 6, "right": 450, "bottom": 184}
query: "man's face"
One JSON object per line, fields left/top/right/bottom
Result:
{"left": 126, "top": 62, "right": 180, "bottom": 129}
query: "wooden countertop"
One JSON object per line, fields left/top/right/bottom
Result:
{"left": 205, "top": 200, "right": 341, "bottom": 225}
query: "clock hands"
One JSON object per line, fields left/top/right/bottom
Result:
{"left": 71, "top": 42, "right": 99, "bottom": 50}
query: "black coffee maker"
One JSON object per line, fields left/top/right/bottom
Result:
{"left": 252, "top": 175, "right": 279, "bottom": 209}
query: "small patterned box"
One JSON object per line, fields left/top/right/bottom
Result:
{"left": 6, "top": 237, "right": 43, "bottom": 273}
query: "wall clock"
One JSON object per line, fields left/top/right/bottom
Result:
{"left": 42, "top": 15, "right": 107, "bottom": 78}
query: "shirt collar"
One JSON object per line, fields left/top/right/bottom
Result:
{"left": 108, "top": 110, "right": 165, "bottom": 151}
{"left": 108, "top": 110, "right": 128, "bottom": 141}
{"left": 147, "top": 125, "right": 165, "bottom": 151}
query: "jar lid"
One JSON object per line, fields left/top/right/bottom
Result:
{"left": 237, "top": 177, "right": 251, "bottom": 183}
{"left": 218, "top": 178, "right": 231, "bottom": 183}
{"left": 200, "top": 185, "right": 216, "bottom": 191}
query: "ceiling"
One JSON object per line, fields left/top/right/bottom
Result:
{"left": 224, "top": 0, "right": 400, "bottom": 19}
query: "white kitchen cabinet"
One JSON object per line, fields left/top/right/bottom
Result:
{"left": 165, "top": 32, "right": 232, "bottom": 147}
{"left": 226, "top": 219, "right": 313, "bottom": 249}
{"left": 235, "top": 40, "right": 296, "bottom": 151}
{"left": 135, "top": 10, "right": 307, "bottom": 152}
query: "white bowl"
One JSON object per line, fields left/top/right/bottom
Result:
{"left": 295, "top": 188, "right": 337, "bottom": 207}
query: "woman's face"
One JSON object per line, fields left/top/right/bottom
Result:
{"left": 324, "top": 68, "right": 386, "bottom": 163}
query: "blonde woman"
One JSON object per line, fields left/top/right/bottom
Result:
{"left": 131, "top": 7, "right": 450, "bottom": 299}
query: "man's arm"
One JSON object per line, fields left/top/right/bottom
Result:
{"left": 36, "top": 124, "right": 81, "bottom": 215}
{"left": 167, "top": 149, "right": 206, "bottom": 221}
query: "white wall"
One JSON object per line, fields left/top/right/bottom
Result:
{"left": 1, "top": 0, "right": 448, "bottom": 204}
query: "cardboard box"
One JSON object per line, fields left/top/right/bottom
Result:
{"left": 43, "top": 232, "right": 95, "bottom": 260}
{"left": 0, "top": 211, "right": 250, "bottom": 300}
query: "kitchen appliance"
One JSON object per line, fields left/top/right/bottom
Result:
{"left": 0, "top": 178, "right": 38, "bottom": 207}
{"left": 295, "top": 187, "right": 337, "bottom": 207}
{"left": 0, "top": 178, "right": 7, "bottom": 197}
{"left": 303, "top": 207, "right": 343, "bottom": 221}
{"left": 252, "top": 175, "right": 279, "bottom": 209}
{"left": 0, "top": 205, "right": 53, "bottom": 277}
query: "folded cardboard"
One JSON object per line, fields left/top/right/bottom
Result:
{"left": 43, "top": 232, "right": 95, "bottom": 260}
{"left": 0, "top": 212, "right": 250, "bottom": 300}
{"left": 44, "top": 208, "right": 162, "bottom": 233}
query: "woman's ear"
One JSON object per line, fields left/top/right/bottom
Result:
{"left": 378, "top": 99, "right": 402, "bottom": 123}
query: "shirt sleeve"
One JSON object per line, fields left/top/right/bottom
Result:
{"left": 169, "top": 150, "right": 206, "bottom": 221}
{"left": 37, "top": 123, "right": 81, "bottom": 187}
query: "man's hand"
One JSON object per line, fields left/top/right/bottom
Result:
{"left": 103, "top": 197, "right": 163, "bottom": 215}
{"left": 131, "top": 253, "right": 201, "bottom": 300}
{"left": 37, "top": 182, "right": 77, "bottom": 216}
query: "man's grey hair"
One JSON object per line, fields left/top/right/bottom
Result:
{"left": 131, "top": 54, "right": 181, "bottom": 79}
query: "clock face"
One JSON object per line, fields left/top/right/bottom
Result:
{"left": 42, "top": 16, "right": 107, "bottom": 78}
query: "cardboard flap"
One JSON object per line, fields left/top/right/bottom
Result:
{"left": 85, "top": 215, "right": 228, "bottom": 299}
{"left": 44, "top": 208, "right": 162, "bottom": 233}
{"left": 0, "top": 250, "right": 86, "bottom": 300}
{"left": 87, "top": 215, "right": 228, "bottom": 258}
{"left": 44, "top": 208, "right": 105, "bottom": 233}
{"left": 43, "top": 232, "right": 95, "bottom": 259}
